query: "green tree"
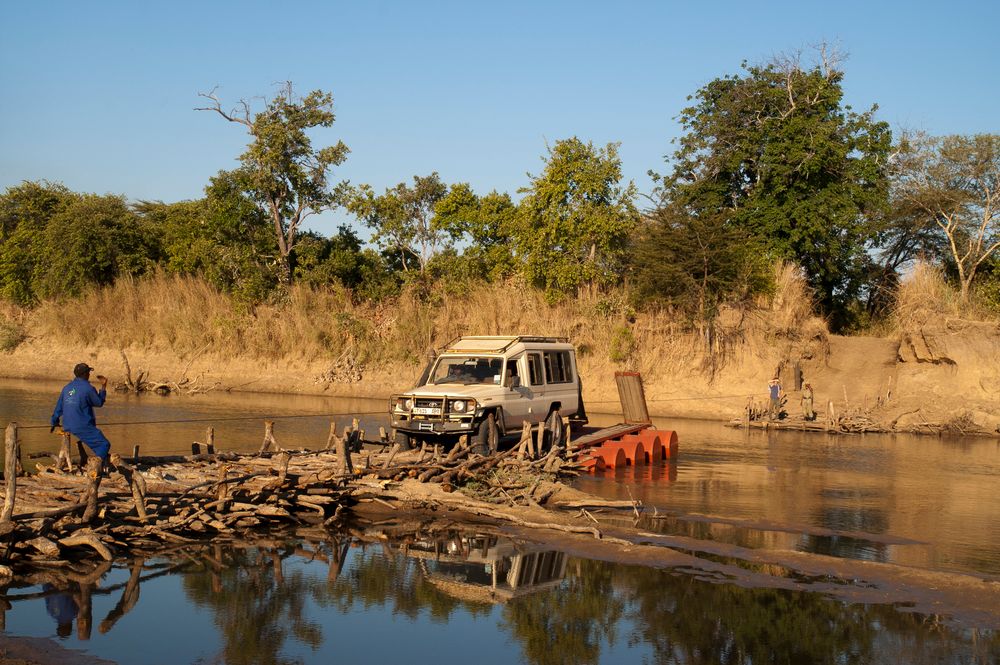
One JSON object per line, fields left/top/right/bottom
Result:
{"left": 31, "top": 193, "right": 160, "bottom": 299}
{"left": 197, "top": 83, "right": 350, "bottom": 284}
{"left": 890, "top": 133, "right": 1000, "bottom": 302}
{"left": 631, "top": 205, "right": 771, "bottom": 347}
{"left": 658, "top": 51, "right": 891, "bottom": 327}
{"left": 348, "top": 173, "right": 450, "bottom": 273}
{"left": 515, "top": 138, "right": 638, "bottom": 297}
{"left": 434, "top": 183, "right": 518, "bottom": 281}
{"left": 0, "top": 181, "right": 74, "bottom": 304}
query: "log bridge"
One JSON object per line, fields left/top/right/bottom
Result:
{"left": 0, "top": 414, "right": 647, "bottom": 585}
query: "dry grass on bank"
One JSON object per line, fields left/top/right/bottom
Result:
{"left": 11, "top": 265, "right": 824, "bottom": 382}
{"left": 892, "top": 262, "right": 999, "bottom": 332}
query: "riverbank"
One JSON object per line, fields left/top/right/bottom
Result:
{"left": 2, "top": 271, "right": 998, "bottom": 435}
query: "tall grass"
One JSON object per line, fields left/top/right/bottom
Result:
{"left": 22, "top": 266, "right": 827, "bottom": 380}
{"left": 892, "top": 261, "right": 999, "bottom": 331}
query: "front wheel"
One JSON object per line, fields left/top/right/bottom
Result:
{"left": 544, "top": 410, "right": 564, "bottom": 452}
{"left": 472, "top": 413, "right": 499, "bottom": 456}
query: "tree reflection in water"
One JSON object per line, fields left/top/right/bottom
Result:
{"left": 107, "top": 527, "right": 1000, "bottom": 665}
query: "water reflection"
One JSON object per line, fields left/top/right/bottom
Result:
{"left": 1, "top": 524, "right": 998, "bottom": 665}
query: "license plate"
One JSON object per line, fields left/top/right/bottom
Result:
{"left": 413, "top": 407, "right": 441, "bottom": 416}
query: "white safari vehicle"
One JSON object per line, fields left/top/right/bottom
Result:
{"left": 390, "top": 336, "right": 587, "bottom": 454}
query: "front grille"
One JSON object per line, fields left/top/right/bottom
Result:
{"left": 415, "top": 398, "right": 444, "bottom": 409}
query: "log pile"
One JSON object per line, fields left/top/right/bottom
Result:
{"left": 0, "top": 418, "right": 585, "bottom": 581}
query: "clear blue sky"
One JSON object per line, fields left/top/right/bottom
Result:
{"left": 2, "top": 0, "right": 997, "bottom": 235}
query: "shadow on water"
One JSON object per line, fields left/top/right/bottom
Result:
{"left": 1, "top": 521, "right": 998, "bottom": 665}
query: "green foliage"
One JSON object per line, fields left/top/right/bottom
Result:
{"left": 434, "top": 184, "right": 518, "bottom": 281}
{"left": 608, "top": 325, "right": 635, "bottom": 363}
{"left": 515, "top": 138, "right": 639, "bottom": 296}
{"left": 347, "top": 173, "right": 449, "bottom": 273}
{"left": 0, "top": 182, "right": 160, "bottom": 304}
{"left": 658, "top": 54, "right": 891, "bottom": 328}
{"left": 0, "top": 318, "right": 26, "bottom": 351}
{"left": 198, "top": 84, "right": 350, "bottom": 282}
{"left": 631, "top": 205, "right": 772, "bottom": 326}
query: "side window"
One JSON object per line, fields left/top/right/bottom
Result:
{"left": 527, "top": 353, "right": 542, "bottom": 386}
{"left": 505, "top": 355, "right": 521, "bottom": 386}
{"left": 543, "top": 351, "right": 573, "bottom": 384}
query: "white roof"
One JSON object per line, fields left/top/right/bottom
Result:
{"left": 444, "top": 336, "right": 571, "bottom": 354}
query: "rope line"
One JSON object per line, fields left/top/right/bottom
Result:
{"left": 15, "top": 409, "right": 387, "bottom": 431}
{"left": 587, "top": 393, "right": 763, "bottom": 404}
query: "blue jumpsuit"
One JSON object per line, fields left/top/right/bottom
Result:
{"left": 51, "top": 378, "right": 110, "bottom": 459}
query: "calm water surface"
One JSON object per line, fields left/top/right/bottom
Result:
{"left": 1, "top": 380, "right": 998, "bottom": 664}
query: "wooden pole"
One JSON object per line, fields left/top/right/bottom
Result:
{"left": 58, "top": 431, "right": 74, "bottom": 472}
{"left": 205, "top": 427, "right": 215, "bottom": 455}
{"left": 259, "top": 421, "right": 276, "bottom": 454}
{"left": 80, "top": 457, "right": 104, "bottom": 523}
{"left": 2, "top": 423, "right": 18, "bottom": 523}
{"left": 324, "top": 421, "right": 337, "bottom": 451}
{"left": 335, "top": 429, "right": 353, "bottom": 476}
{"left": 132, "top": 444, "right": 140, "bottom": 462}
{"left": 111, "top": 455, "right": 147, "bottom": 523}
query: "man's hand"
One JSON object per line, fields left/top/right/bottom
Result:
{"left": 96, "top": 374, "right": 108, "bottom": 389}
{"left": 50, "top": 419, "right": 60, "bottom": 433}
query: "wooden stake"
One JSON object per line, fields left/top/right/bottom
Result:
{"left": 2, "top": 423, "right": 18, "bottom": 523}
{"left": 111, "top": 455, "right": 147, "bottom": 523}
{"left": 58, "top": 431, "right": 74, "bottom": 473}
{"left": 132, "top": 444, "right": 140, "bottom": 462}
{"left": 80, "top": 457, "right": 104, "bottom": 523}
{"left": 324, "top": 421, "right": 338, "bottom": 451}
{"left": 335, "top": 430, "right": 353, "bottom": 476}
{"left": 206, "top": 427, "right": 215, "bottom": 455}
{"left": 259, "top": 421, "right": 277, "bottom": 454}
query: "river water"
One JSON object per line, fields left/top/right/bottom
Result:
{"left": 1, "top": 379, "right": 998, "bottom": 664}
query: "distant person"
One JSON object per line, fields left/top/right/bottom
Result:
{"left": 50, "top": 363, "right": 111, "bottom": 462}
{"left": 768, "top": 376, "right": 782, "bottom": 420}
{"left": 801, "top": 383, "right": 815, "bottom": 421}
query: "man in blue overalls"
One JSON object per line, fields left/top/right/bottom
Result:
{"left": 50, "top": 363, "right": 111, "bottom": 462}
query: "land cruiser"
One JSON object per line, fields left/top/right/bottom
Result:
{"left": 390, "top": 336, "right": 587, "bottom": 454}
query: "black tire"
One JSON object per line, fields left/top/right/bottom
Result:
{"left": 472, "top": 413, "right": 499, "bottom": 456}
{"left": 544, "top": 410, "right": 564, "bottom": 452}
{"left": 394, "top": 429, "right": 412, "bottom": 451}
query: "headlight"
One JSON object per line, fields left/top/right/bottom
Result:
{"left": 397, "top": 397, "right": 413, "bottom": 411}
{"left": 452, "top": 400, "right": 466, "bottom": 412}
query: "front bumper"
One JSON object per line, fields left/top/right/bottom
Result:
{"left": 390, "top": 393, "right": 478, "bottom": 436}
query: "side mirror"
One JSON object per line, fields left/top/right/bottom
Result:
{"left": 509, "top": 376, "right": 521, "bottom": 389}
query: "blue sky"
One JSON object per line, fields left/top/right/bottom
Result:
{"left": 2, "top": 0, "right": 997, "bottom": 235}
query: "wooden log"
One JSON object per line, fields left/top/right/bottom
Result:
{"left": 324, "top": 421, "right": 338, "bottom": 451}
{"left": 58, "top": 431, "right": 74, "bottom": 473}
{"left": 59, "top": 531, "right": 113, "bottom": 561}
{"left": 132, "top": 444, "right": 140, "bottom": 462}
{"left": 259, "top": 421, "right": 277, "bottom": 454}
{"left": 80, "top": 457, "right": 104, "bottom": 523}
{"left": 110, "top": 454, "right": 148, "bottom": 523}
{"left": 2, "top": 422, "right": 18, "bottom": 523}
{"left": 336, "top": 428, "right": 354, "bottom": 477}
{"left": 206, "top": 427, "right": 215, "bottom": 455}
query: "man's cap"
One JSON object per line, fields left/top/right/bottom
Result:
{"left": 73, "top": 362, "right": 94, "bottom": 377}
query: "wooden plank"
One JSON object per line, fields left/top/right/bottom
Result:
{"left": 570, "top": 423, "right": 648, "bottom": 449}
{"left": 614, "top": 372, "right": 651, "bottom": 424}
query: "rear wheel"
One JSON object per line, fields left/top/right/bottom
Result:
{"left": 393, "top": 429, "right": 412, "bottom": 451}
{"left": 472, "top": 413, "right": 499, "bottom": 456}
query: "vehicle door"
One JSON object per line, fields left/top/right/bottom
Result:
{"left": 503, "top": 352, "right": 546, "bottom": 426}
{"left": 541, "top": 349, "right": 577, "bottom": 417}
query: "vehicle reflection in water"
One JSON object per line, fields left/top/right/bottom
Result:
{"left": 401, "top": 532, "right": 567, "bottom": 604}
{"left": 1, "top": 523, "right": 998, "bottom": 665}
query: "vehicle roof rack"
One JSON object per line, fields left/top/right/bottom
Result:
{"left": 442, "top": 335, "right": 569, "bottom": 354}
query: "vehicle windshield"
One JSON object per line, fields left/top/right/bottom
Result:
{"left": 430, "top": 356, "right": 503, "bottom": 385}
